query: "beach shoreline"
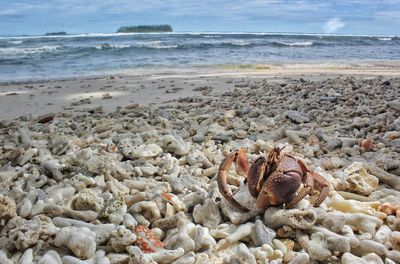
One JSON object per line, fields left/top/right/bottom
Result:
{"left": 1, "top": 61, "right": 400, "bottom": 120}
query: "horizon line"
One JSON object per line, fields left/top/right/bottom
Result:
{"left": 0, "top": 30, "right": 398, "bottom": 39}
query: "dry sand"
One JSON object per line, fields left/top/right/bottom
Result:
{"left": 1, "top": 62, "right": 400, "bottom": 120}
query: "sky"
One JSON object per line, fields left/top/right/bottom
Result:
{"left": 0, "top": 0, "right": 400, "bottom": 36}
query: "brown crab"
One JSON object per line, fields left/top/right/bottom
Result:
{"left": 217, "top": 147, "right": 330, "bottom": 212}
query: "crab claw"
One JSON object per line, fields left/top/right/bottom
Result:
{"left": 235, "top": 148, "right": 249, "bottom": 176}
{"left": 218, "top": 149, "right": 250, "bottom": 212}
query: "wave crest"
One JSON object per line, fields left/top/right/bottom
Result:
{"left": 273, "top": 41, "right": 315, "bottom": 47}
{"left": 0, "top": 45, "right": 63, "bottom": 56}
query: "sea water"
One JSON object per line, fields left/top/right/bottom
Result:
{"left": 0, "top": 32, "right": 399, "bottom": 82}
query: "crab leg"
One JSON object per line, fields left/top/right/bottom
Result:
{"left": 217, "top": 149, "right": 250, "bottom": 212}
{"left": 247, "top": 156, "right": 268, "bottom": 198}
{"left": 284, "top": 171, "right": 314, "bottom": 209}
{"left": 314, "top": 185, "right": 330, "bottom": 206}
{"left": 311, "top": 171, "right": 330, "bottom": 206}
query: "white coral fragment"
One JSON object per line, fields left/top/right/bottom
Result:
{"left": 345, "top": 162, "right": 379, "bottom": 195}
{"left": 53, "top": 226, "right": 96, "bottom": 259}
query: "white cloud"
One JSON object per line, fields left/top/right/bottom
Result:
{"left": 323, "top": 18, "right": 346, "bottom": 33}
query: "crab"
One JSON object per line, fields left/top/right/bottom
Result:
{"left": 217, "top": 147, "right": 330, "bottom": 212}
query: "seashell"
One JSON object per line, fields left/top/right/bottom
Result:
{"left": 134, "top": 225, "right": 164, "bottom": 253}
{"left": 264, "top": 207, "right": 317, "bottom": 230}
{"left": 163, "top": 135, "right": 191, "bottom": 156}
{"left": 53, "top": 226, "right": 96, "bottom": 259}
{"left": 344, "top": 162, "right": 379, "bottom": 195}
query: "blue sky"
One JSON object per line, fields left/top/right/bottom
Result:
{"left": 1, "top": 0, "right": 400, "bottom": 35}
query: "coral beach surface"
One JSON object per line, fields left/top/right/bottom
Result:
{"left": 0, "top": 64, "right": 400, "bottom": 263}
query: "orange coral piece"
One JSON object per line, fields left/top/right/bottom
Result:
{"left": 378, "top": 203, "right": 400, "bottom": 217}
{"left": 134, "top": 225, "right": 164, "bottom": 253}
{"left": 358, "top": 138, "right": 374, "bottom": 152}
{"left": 162, "top": 193, "right": 174, "bottom": 201}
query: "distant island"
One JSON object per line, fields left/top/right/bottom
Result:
{"left": 45, "top": 31, "right": 67, "bottom": 36}
{"left": 116, "top": 25, "right": 172, "bottom": 33}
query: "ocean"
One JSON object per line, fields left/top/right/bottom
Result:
{"left": 0, "top": 32, "right": 399, "bottom": 82}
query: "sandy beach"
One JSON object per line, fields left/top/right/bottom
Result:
{"left": 1, "top": 62, "right": 400, "bottom": 120}
{"left": 1, "top": 62, "right": 400, "bottom": 263}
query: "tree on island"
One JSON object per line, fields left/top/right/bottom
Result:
{"left": 116, "top": 25, "right": 172, "bottom": 33}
